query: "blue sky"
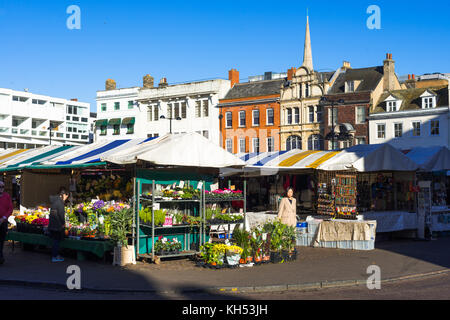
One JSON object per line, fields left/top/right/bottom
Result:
{"left": 0, "top": 0, "right": 449, "bottom": 112}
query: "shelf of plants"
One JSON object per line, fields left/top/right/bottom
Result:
{"left": 136, "top": 179, "right": 206, "bottom": 260}
{"left": 203, "top": 188, "right": 246, "bottom": 243}
{"left": 196, "top": 220, "right": 297, "bottom": 269}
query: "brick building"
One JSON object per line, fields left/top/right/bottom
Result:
{"left": 323, "top": 54, "right": 402, "bottom": 150}
{"left": 218, "top": 69, "right": 285, "bottom": 153}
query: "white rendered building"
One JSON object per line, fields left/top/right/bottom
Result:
{"left": 95, "top": 76, "right": 231, "bottom": 145}
{"left": 0, "top": 88, "right": 91, "bottom": 149}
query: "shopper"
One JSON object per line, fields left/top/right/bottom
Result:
{"left": 277, "top": 187, "right": 297, "bottom": 227}
{"left": 0, "top": 180, "right": 13, "bottom": 265}
{"left": 48, "top": 187, "right": 69, "bottom": 263}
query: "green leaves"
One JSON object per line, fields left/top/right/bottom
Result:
{"left": 109, "top": 208, "right": 133, "bottom": 247}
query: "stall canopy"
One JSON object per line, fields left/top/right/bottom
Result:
{"left": 317, "top": 144, "right": 419, "bottom": 172}
{"left": 102, "top": 132, "right": 246, "bottom": 168}
{"left": 0, "top": 145, "right": 81, "bottom": 172}
{"left": 29, "top": 137, "right": 155, "bottom": 169}
{"left": 402, "top": 146, "right": 450, "bottom": 172}
{"left": 0, "top": 149, "right": 37, "bottom": 166}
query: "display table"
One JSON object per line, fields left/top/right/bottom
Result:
{"left": 6, "top": 231, "right": 114, "bottom": 259}
{"left": 361, "top": 211, "right": 417, "bottom": 233}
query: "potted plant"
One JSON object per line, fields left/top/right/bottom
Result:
{"left": 109, "top": 208, "right": 135, "bottom": 266}
{"left": 169, "top": 238, "right": 182, "bottom": 254}
{"left": 154, "top": 237, "right": 169, "bottom": 256}
{"left": 226, "top": 245, "right": 243, "bottom": 266}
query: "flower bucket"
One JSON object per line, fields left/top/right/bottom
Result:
{"left": 226, "top": 254, "right": 241, "bottom": 266}
{"left": 113, "top": 245, "right": 136, "bottom": 267}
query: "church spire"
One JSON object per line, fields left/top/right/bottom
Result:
{"left": 302, "top": 14, "right": 314, "bottom": 71}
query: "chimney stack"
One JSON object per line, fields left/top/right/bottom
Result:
{"left": 143, "top": 74, "right": 154, "bottom": 89}
{"left": 105, "top": 79, "right": 117, "bottom": 91}
{"left": 287, "top": 67, "right": 296, "bottom": 80}
{"left": 70, "top": 98, "right": 78, "bottom": 102}
{"left": 342, "top": 61, "right": 351, "bottom": 70}
{"left": 383, "top": 53, "right": 396, "bottom": 91}
{"left": 228, "top": 69, "right": 240, "bottom": 88}
{"left": 159, "top": 78, "right": 168, "bottom": 88}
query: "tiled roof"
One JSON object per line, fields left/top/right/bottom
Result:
{"left": 223, "top": 79, "right": 285, "bottom": 100}
{"left": 372, "top": 85, "right": 449, "bottom": 114}
{"left": 329, "top": 66, "right": 384, "bottom": 94}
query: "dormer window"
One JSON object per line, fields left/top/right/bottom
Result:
{"left": 345, "top": 81, "right": 355, "bottom": 93}
{"left": 420, "top": 91, "right": 436, "bottom": 109}
{"left": 422, "top": 96, "right": 435, "bottom": 109}
{"left": 387, "top": 101, "right": 398, "bottom": 112}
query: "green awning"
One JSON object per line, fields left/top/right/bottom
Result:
{"left": 95, "top": 119, "right": 108, "bottom": 127}
{"left": 108, "top": 118, "right": 121, "bottom": 126}
{"left": 122, "top": 117, "right": 136, "bottom": 125}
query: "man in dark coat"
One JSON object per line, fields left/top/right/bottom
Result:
{"left": 48, "top": 187, "right": 69, "bottom": 262}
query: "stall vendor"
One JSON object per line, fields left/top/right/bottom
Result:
{"left": 277, "top": 187, "right": 297, "bottom": 227}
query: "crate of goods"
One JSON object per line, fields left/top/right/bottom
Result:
{"left": 296, "top": 222, "right": 308, "bottom": 235}
{"left": 307, "top": 220, "right": 321, "bottom": 236}
{"left": 319, "top": 241, "right": 337, "bottom": 248}
{"left": 296, "top": 233, "right": 308, "bottom": 246}
{"left": 352, "top": 240, "right": 375, "bottom": 251}
{"left": 337, "top": 240, "right": 353, "bottom": 250}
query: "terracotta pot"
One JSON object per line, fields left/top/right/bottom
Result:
{"left": 239, "top": 258, "right": 245, "bottom": 264}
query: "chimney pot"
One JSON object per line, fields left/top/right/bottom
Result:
{"left": 287, "top": 67, "right": 296, "bottom": 80}
{"left": 408, "top": 74, "right": 411, "bottom": 80}
{"left": 105, "top": 79, "right": 117, "bottom": 91}
{"left": 143, "top": 74, "right": 154, "bottom": 89}
{"left": 70, "top": 98, "right": 78, "bottom": 101}
{"left": 412, "top": 74, "right": 415, "bottom": 80}
{"left": 158, "top": 78, "right": 168, "bottom": 87}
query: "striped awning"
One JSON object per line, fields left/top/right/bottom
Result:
{"left": 0, "top": 145, "right": 79, "bottom": 172}
{"left": 108, "top": 118, "right": 121, "bottom": 126}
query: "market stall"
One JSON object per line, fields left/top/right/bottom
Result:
{"left": 403, "top": 146, "right": 450, "bottom": 237}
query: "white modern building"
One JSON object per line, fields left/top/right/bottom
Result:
{"left": 369, "top": 83, "right": 450, "bottom": 150}
{"left": 95, "top": 76, "right": 231, "bottom": 145}
{"left": 0, "top": 88, "right": 91, "bottom": 149}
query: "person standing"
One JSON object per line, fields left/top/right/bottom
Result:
{"left": 277, "top": 187, "right": 297, "bottom": 227}
{"left": 0, "top": 180, "right": 13, "bottom": 265}
{"left": 48, "top": 187, "right": 69, "bottom": 263}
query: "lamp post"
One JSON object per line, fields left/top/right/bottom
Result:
{"left": 319, "top": 97, "right": 345, "bottom": 150}
{"left": 48, "top": 123, "right": 54, "bottom": 146}
{"left": 160, "top": 115, "right": 181, "bottom": 134}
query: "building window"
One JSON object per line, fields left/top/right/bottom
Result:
{"left": 239, "top": 111, "right": 246, "bottom": 127}
{"left": 203, "top": 100, "right": 209, "bottom": 117}
{"left": 147, "top": 107, "right": 152, "bottom": 122}
{"left": 181, "top": 102, "right": 187, "bottom": 119}
{"left": 167, "top": 103, "right": 173, "bottom": 118}
{"left": 394, "top": 123, "right": 403, "bottom": 138}
{"left": 412, "top": 121, "right": 421, "bottom": 136}
{"left": 114, "top": 102, "right": 120, "bottom": 111}
{"left": 316, "top": 106, "right": 323, "bottom": 123}
{"left": 202, "top": 130, "right": 209, "bottom": 139}
{"left": 430, "top": 120, "right": 439, "bottom": 136}
{"left": 377, "top": 124, "right": 386, "bottom": 139}
{"left": 286, "top": 135, "right": 301, "bottom": 151}
{"left": 101, "top": 103, "right": 107, "bottom": 112}
{"left": 294, "top": 107, "right": 300, "bottom": 124}
{"left": 195, "top": 101, "right": 201, "bottom": 118}
{"left": 225, "top": 112, "right": 232, "bottom": 128}
{"left": 113, "top": 125, "right": 120, "bottom": 135}
{"left": 128, "top": 101, "right": 134, "bottom": 109}
{"left": 252, "top": 138, "right": 260, "bottom": 153}
{"left": 287, "top": 108, "right": 292, "bottom": 125}
{"left": 328, "top": 108, "right": 338, "bottom": 126}
{"left": 174, "top": 102, "right": 180, "bottom": 119}
{"left": 308, "top": 135, "right": 323, "bottom": 151}
{"left": 154, "top": 105, "right": 159, "bottom": 121}
{"left": 252, "top": 110, "right": 260, "bottom": 126}
{"left": 305, "top": 84, "right": 310, "bottom": 97}
{"left": 239, "top": 138, "right": 246, "bottom": 153}
{"left": 356, "top": 106, "right": 366, "bottom": 124}
{"left": 226, "top": 139, "right": 233, "bottom": 153}
{"left": 345, "top": 81, "right": 355, "bottom": 93}
{"left": 299, "top": 84, "right": 302, "bottom": 98}
{"left": 356, "top": 137, "right": 366, "bottom": 145}
{"left": 423, "top": 97, "right": 435, "bottom": 109}
{"left": 341, "top": 140, "right": 352, "bottom": 149}
{"left": 72, "top": 134, "right": 79, "bottom": 139}
{"left": 329, "top": 141, "right": 339, "bottom": 150}
{"left": 267, "top": 137, "right": 274, "bottom": 152}
{"left": 81, "top": 118, "right": 88, "bottom": 122}
{"left": 387, "top": 101, "right": 398, "bottom": 112}
{"left": 72, "top": 117, "right": 79, "bottom": 122}
{"left": 127, "top": 124, "right": 134, "bottom": 134}
{"left": 266, "top": 108, "right": 274, "bottom": 125}
{"left": 100, "top": 126, "right": 107, "bottom": 136}
{"left": 308, "top": 106, "right": 314, "bottom": 123}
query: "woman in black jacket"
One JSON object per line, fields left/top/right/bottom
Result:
{"left": 48, "top": 187, "right": 69, "bottom": 263}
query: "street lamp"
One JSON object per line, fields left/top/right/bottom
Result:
{"left": 319, "top": 97, "right": 345, "bottom": 150}
{"left": 160, "top": 115, "right": 181, "bottom": 134}
{"left": 48, "top": 123, "right": 55, "bottom": 146}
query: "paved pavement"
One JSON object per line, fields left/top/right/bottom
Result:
{"left": 1, "top": 237, "right": 449, "bottom": 294}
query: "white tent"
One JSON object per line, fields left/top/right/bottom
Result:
{"left": 102, "top": 132, "right": 246, "bottom": 168}
{"left": 403, "top": 146, "right": 450, "bottom": 172}
{"left": 317, "top": 144, "right": 419, "bottom": 172}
